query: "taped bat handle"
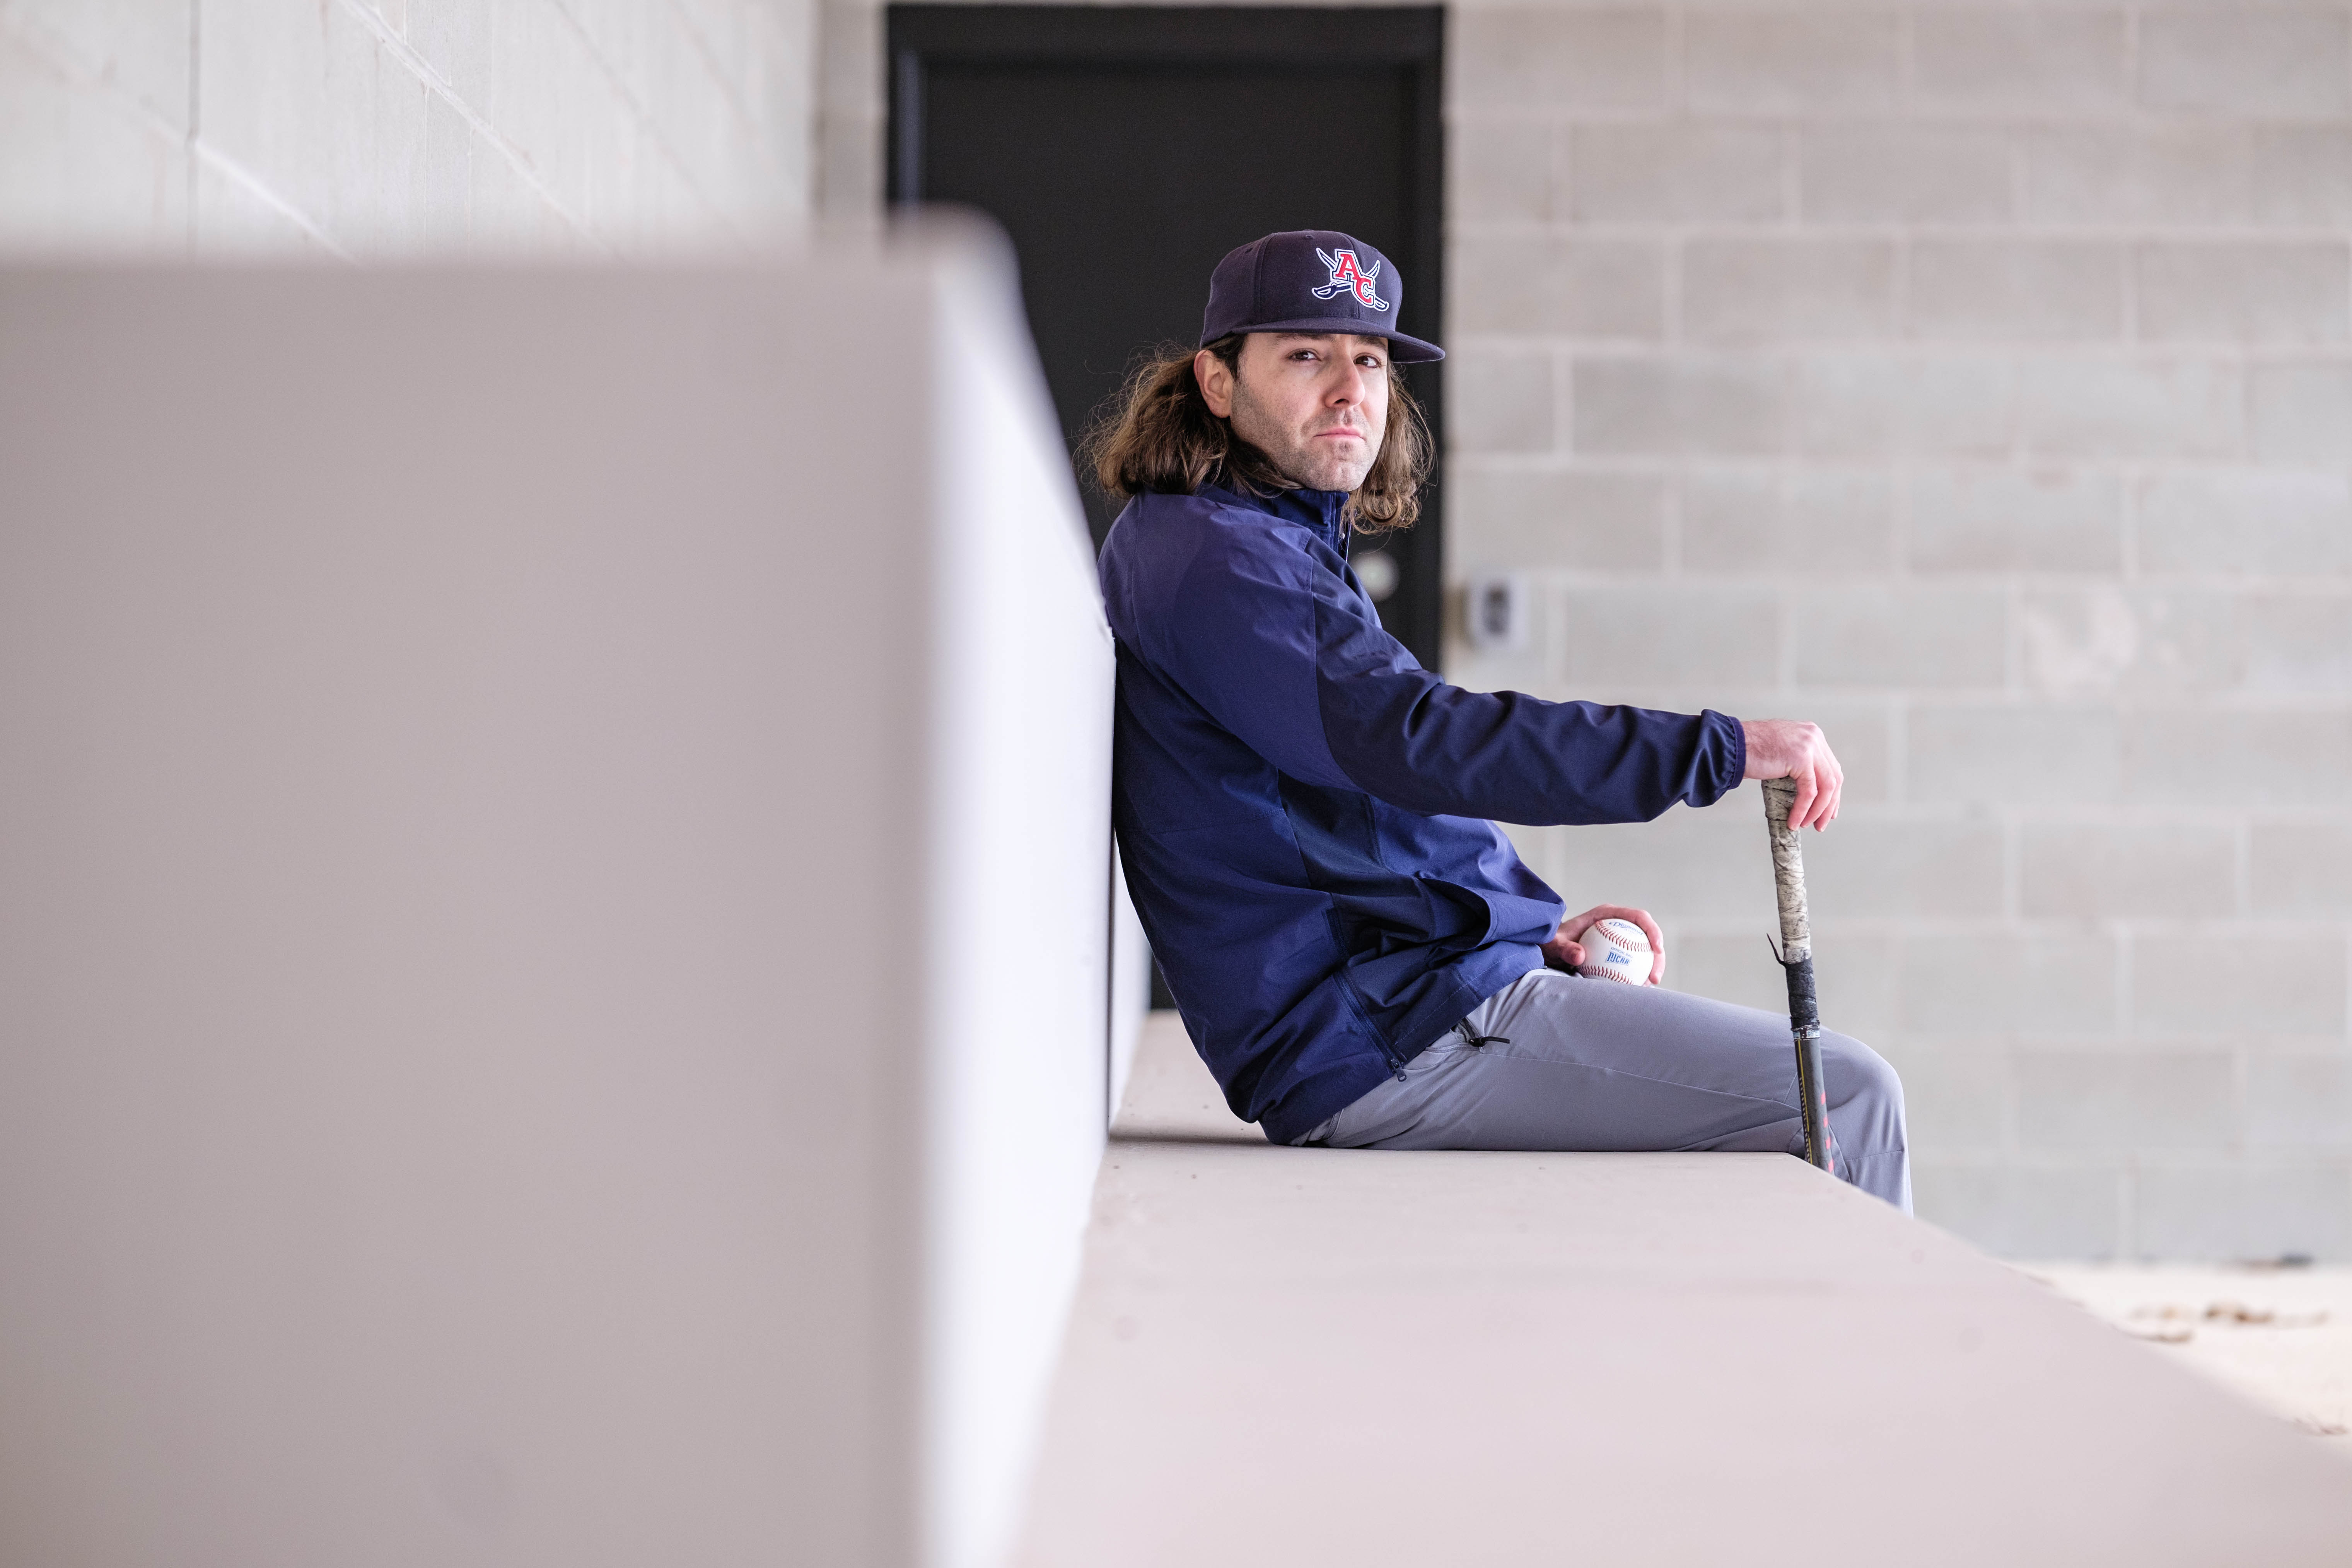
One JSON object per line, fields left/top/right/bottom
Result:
{"left": 1763, "top": 779, "right": 1834, "bottom": 1173}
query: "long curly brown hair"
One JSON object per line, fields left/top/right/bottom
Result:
{"left": 1082, "top": 334, "right": 1431, "bottom": 532}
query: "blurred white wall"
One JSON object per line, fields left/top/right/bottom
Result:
{"left": 0, "top": 228, "right": 1107, "bottom": 1568}
{"left": 0, "top": 0, "right": 814, "bottom": 255}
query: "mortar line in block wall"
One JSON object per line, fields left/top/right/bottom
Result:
{"left": 1664, "top": 4, "right": 1686, "bottom": 118}
{"left": 1889, "top": 449, "right": 1913, "bottom": 580}
{"left": 1551, "top": 351, "right": 1574, "bottom": 461}
{"left": 1554, "top": 121, "right": 1573, "bottom": 234}
{"left": 2000, "top": 581, "right": 2019, "bottom": 696}
{"left": 1890, "top": 233, "right": 1912, "bottom": 354}
{"left": 2116, "top": 927, "right": 2135, "bottom": 1042}
{"left": 2118, "top": 465, "right": 2140, "bottom": 582}
{"left": 2233, "top": 815, "right": 2253, "bottom": 920}
{"left": 1779, "top": 123, "right": 1800, "bottom": 228}
{"left": 2121, "top": 234, "right": 2140, "bottom": 346}
{"left": 2230, "top": 1040, "right": 2250, "bottom": 1160}
{"left": 1896, "top": 6, "right": 1916, "bottom": 113}
{"left": 2123, "top": 7, "right": 2142, "bottom": 112}
{"left": 1662, "top": 235, "right": 1684, "bottom": 343}
{"left": 1995, "top": 1045, "right": 2019, "bottom": 1159}
{"left": 1999, "top": 814, "right": 2021, "bottom": 922}
{"left": 1888, "top": 699, "right": 1909, "bottom": 807}
{"left": 1772, "top": 577, "right": 1794, "bottom": 693}
{"left": 1661, "top": 461, "right": 1682, "bottom": 575}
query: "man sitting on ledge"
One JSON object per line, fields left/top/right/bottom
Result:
{"left": 1091, "top": 229, "right": 1909, "bottom": 1208}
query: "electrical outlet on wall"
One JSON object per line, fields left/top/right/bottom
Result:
{"left": 1463, "top": 572, "right": 1529, "bottom": 653}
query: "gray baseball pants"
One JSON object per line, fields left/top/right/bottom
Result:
{"left": 1298, "top": 967, "right": 1911, "bottom": 1211}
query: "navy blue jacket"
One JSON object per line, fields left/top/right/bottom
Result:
{"left": 1101, "top": 481, "right": 1746, "bottom": 1145}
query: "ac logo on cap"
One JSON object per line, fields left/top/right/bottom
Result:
{"left": 1312, "top": 247, "right": 1389, "bottom": 312}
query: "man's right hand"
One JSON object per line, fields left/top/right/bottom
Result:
{"left": 1741, "top": 718, "right": 1842, "bottom": 831}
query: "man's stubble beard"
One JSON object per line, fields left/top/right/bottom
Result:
{"left": 1228, "top": 373, "right": 1382, "bottom": 495}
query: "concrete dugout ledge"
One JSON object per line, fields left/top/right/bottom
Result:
{"left": 1017, "top": 1016, "right": 2352, "bottom": 1566}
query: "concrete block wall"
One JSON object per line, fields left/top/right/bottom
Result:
{"left": 1446, "top": 2, "right": 2352, "bottom": 1260}
{"left": 0, "top": 0, "right": 813, "bottom": 256}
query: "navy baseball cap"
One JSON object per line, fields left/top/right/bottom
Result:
{"left": 1200, "top": 229, "right": 1444, "bottom": 363}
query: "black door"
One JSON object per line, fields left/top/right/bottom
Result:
{"left": 887, "top": 5, "right": 1447, "bottom": 671}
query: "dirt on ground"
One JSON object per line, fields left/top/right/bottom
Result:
{"left": 2023, "top": 1263, "right": 2352, "bottom": 1455}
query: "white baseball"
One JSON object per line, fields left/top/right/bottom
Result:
{"left": 1575, "top": 918, "right": 1652, "bottom": 984}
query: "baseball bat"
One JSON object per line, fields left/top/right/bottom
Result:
{"left": 1763, "top": 778, "right": 1833, "bottom": 1173}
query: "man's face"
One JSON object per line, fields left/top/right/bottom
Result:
{"left": 1194, "top": 333, "right": 1390, "bottom": 494}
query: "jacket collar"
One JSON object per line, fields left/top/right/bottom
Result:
{"left": 1200, "top": 479, "right": 1352, "bottom": 553}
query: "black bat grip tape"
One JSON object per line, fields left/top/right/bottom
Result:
{"left": 1781, "top": 953, "right": 1820, "bottom": 1035}
{"left": 1781, "top": 954, "right": 1832, "bottom": 1172}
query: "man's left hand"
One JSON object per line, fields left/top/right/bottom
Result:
{"left": 1542, "top": 905, "right": 1666, "bottom": 986}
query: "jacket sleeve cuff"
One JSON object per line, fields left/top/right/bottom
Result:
{"left": 1700, "top": 709, "right": 1746, "bottom": 805}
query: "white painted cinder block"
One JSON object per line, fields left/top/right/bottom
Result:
{"left": 2015, "top": 357, "right": 2243, "bottom": 459}
{"left": 1908, "top": 468, "right": 2122, "bottom": 573}
{"left": 1790, "top": 587, "right": 2008, "bottom": 688}
{"left": 1681, "top": 237, "right": 1896, "bottom": 341}
{"left": 1791, "top": 351, "right": 2016, "bottom": 457}
{"left": 2251, "top": 823, "right": 2352, "bottom": 916}
{"left": 1453, "top": 232, "right": 1664, "bottom": 336}
{"left": 2137, "top": 243, "right": 2352, "bottom": 346}
{"left": 1797, "top": 125, "right": 2011, "bottom": 223}
{"left": 2250, "top": 361, "right": 2352, "bottom": 466}
{"left": 1571, "top": 353, "right": 1785, "bottom": 454}
{"left": 1571, "top": 124, "right": 1784, "bottom": 222}
{"left": 1683, "top": 12, "right": 1901, "bottom": 114}
{"left": 1902, "top": 935, "right": 2122, "bottom": 1037}
{"left": 1450, "top": 116, "right": 1553, "bottom": 224}
{"left": 2252, "top": 126, "right": 2352, "bottom": 225}
{"left": 2137, "top": 471, "right": 2352, "bottom": 577}
{"left": 0, "top": 227, "right": 1108, "bottom": 1568}
{"left": 1451, "top": 9, "right": 1668, "bottom": 113}
{"left": 1681, "top": 469, "right": 1896, "bottom": 576}
{"left": 1907, "top": 241, "right": 2126, "bottom": 342}
{"left": 1449, "top": 467, "right": 1669, "bottom": 571}
{"left": 1446, "top": 345, "right": 1560, "bottom": 453}
{"left": 2124, "top": 711, "right": 2352, "bottom": 808}
{"left": 2135, "top": 937, "right": 2350, "bottom": 1037}
{"left": 2014, "top": 1053, "right": 2236, "bottom": 1153}
{"left": 1910, "top": 11, "right": 2131, "bottom": 114}
{"left": 2139, "top": 11, "right": 2352, "bottom": 119}
{"left": 1906, "top": 707, "right": 2123, "bottom": 805}
{"left": 2023, "top": 125, "right": 2253, "bottom": 225}
{"left": 2017, "top": 823, "right": 2239, "bottom": 920}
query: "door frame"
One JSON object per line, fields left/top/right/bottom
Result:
{"left": 884, "top": 3, "right": 1449, "bottom": 670}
